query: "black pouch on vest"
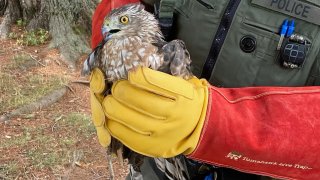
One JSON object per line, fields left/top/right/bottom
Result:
{"left": 280, "top": 34, "right": 311, "bottom": 69}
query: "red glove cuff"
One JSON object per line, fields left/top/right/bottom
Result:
{"left": 188, "top": 86, "right": 320, "bottom": 180}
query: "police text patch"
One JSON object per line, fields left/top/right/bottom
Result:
{"left": 251, "top": 0, "right": 320, "bottom": 25}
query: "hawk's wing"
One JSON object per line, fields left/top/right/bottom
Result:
{"left": 156, "top": 39, "right": 193, "bottom": 79}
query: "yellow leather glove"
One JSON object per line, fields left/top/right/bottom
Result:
{"left": 103, "top": 67, "right": 209, "bottom": 157}
{"left": 90, "top": 68, "right": 111, "bottom": 147}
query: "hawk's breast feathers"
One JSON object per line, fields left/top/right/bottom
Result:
{"left": 82, "top": 3, "right": 193, "bottom": 81}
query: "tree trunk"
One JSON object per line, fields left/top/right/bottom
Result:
{"left": 0, "top": 0, "right": 99, "bottom": 67}
{"left": 0, "top": 0, "right": 21, "bottom": 38}
{"left": 0, "top": 0, "right": 8, "bottom": 16}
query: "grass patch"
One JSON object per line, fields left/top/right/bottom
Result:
{"left": 6, "top": 54, "right": 38, "bottom": 70}
{"left": 0, "top": 161, "right": 19, "bottom": 178}
{"left": 0, "top": 131, "right": 31, "bottom": 149}
{"left": 26, "top": 149, "right": 65, "bottom": 169}
{"left": 0, "top": 127, "right": 52, "bottom": 149}
{"left": 61, "top": 138, "right": 76, "bottom": 146}
{"left": 0, "top": 113, "right": 97, "bottom": 177}
{"left": 0, "top": 72, "right": 67, "bottom": 113}
{"left": 21, "top": 114, "right": 95, "bottom": 170}
{"left": 0, "top": 72, "right": 19, "bottom": 112}
{"left": 0, "top": 53, "right": 68, "bottom": 113}
{"left": 62, "top": 113, "right": 96, "bottom": 138}
{"left": 1, "top": 126, "right": 73, "bottom": 170}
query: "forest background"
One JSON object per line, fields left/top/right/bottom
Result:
{"left": 0, "top": 0, "right": 128, "bottom": 179}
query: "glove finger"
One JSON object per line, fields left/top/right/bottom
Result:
{"left": 111, "top": 80, "right": 176, "bottom": 117}
{"left": 129, "top": 67, "right": 194, "bottom": 100}
{"left": 107, "top": 118, "right": 167, "bottom": 157}
{"left": 90, "top": 90, "right": 106, "bottom": 127}
{"left": 103, "top": 95, "right": 165, "bottom": 134}
{"left": 90, "top": 68, "right": 106, "bottom": 94}
{"left": 90, "top": 90, "right": 111, "bottom": 147}
{"left": 96, "top": 126, "right": 111, "bottom": 147}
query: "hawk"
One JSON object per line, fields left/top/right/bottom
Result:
{"left": 82, "top": 3, "right": 193, "bottom": 81}
{"left": 82, "top": 3, "right": 193, "bottom": 179}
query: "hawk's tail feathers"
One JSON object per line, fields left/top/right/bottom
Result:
{"left": 81, "top": 39, "right": 107, "bottom": 76}
{"left": 81, "top": 52, "right": 96, "bottom": 76}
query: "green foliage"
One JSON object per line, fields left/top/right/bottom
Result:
{"left": 9, "top": 28, "right": 50, "bottom": 46}
{"left": 8, "top": 19, "right": 49, "bottom": 46}
{"left": 17, "top": 28, "right": 50, "bottom": 46}
{"left": 8, "top": 32, "right": 19, "bottom": 39}
{"left": 16, "top": 19, "right": 27, "bottom": 27}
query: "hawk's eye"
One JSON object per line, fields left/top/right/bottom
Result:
{"left": 119, "top": 16, "right": 129, "bottom": 24}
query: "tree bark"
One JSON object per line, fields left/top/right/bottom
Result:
{"left": 0, "top": 0, "right": 99, "bottom": 66}
{"left": 0, "top": 0, "right": 21, "bottom": 38}
{"left": 0, "top": 0, "right": 8, "bottom": 16}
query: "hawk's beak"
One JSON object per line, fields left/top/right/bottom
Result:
{"left": 102, "top": 26, "right": 120, "bottom": 39}
{"left": 102, "top": 26, "right": 110, "bottom": 39}
{"left": 109, "top": 29, "right": 121, "bottom": 34}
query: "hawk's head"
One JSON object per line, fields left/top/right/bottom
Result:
{"left": 102, "top": 3, "right": 163, "bottom": 42}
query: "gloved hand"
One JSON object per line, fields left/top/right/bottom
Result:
{"left": 90, "top": 66, "right": 320, "bottom": 180}
{"left": 90, "top": 68, "right": 111, "bottom": 147}
{"left": 102, "top": 67, "right": 209, "bottom": 157}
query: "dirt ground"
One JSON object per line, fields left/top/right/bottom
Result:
{"left": 0, "top": 28, "right": 128, "bottom": 179}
